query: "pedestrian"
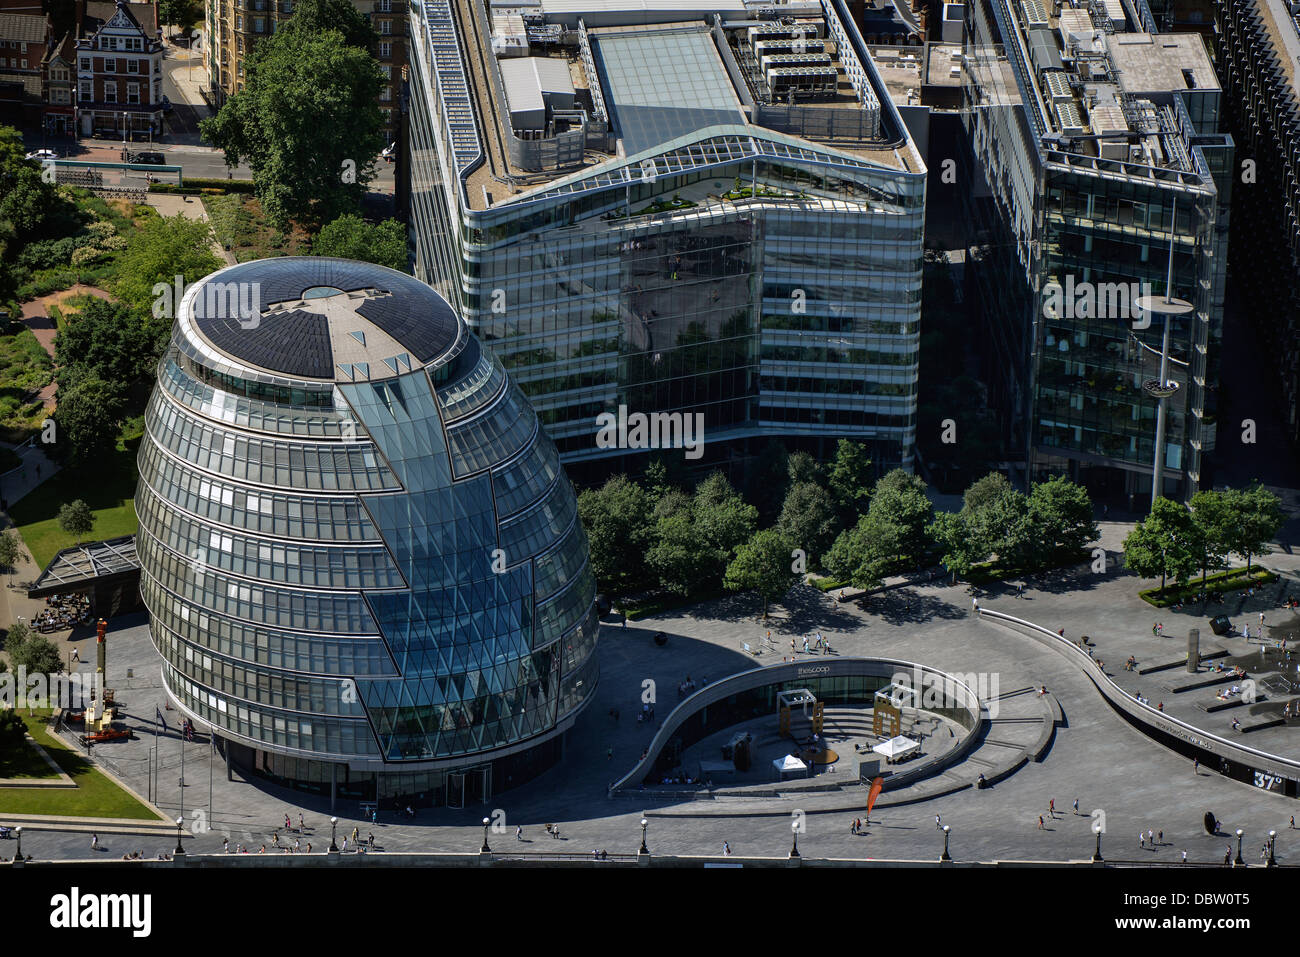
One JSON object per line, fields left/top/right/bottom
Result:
{"left": 368, "top": 833, "right": 374, "bottom": 848}
{"left": 299, "top": 813, "right": 305, "bottom": 831}
{"left": 850, "top": 819, "right": 857, "bottom": 835}
{"left": 791, "top": 638, "right": 796, "bottom": 654}
{"left": 72, "top": 647, "right": 79, "bottom": 662}
{"left": 351, "top": 826, "right": 359, "bottom": 844}
{"left": 1139, "top": 831, "right": 1145, "bottom": 849}
{"left": 1072, "top": 798, "right": 1079, "bottom": 815}
{"left": 1181, "top": 849, "right": 1187, "bottom": 863}
{"left": 606, "top": 746, "right": 613, "bottom": 760}
{"left": 1049, "top": 798, "right": 1055, "bottom": 818}
{"left": 1291, "top": 816, "right": 1296, "bottom": 830}
{"left": 1157, "top": 830, "right": 1163, "bottom": 844}
{"left": 1038, "top": 815, "right": 1044, "bottom": 829}
{"left": 285, "top": 813, "right": 291, "bottom": 830}
{"left": 295, "top": 838, "right": 301, "bottom": 852}
{"left": 972, "top": 597, "right": 979, "bottom": 613}
{"left": 272, "top": 831, "right": 279, "bottom": 845}
{"left": 1193, "top": 758, "right": 1199, "bottom": 775}
{"left": 91, "top": 833, "right": 98, "bottom": 851}
{"left": 516, "top": 825, "right": 523, "bottom": 841}
{"left": 621, "top": 614, "right": 626, "bottom": 629}
{"left": 1147, "top": 829, "right": 1154, "bottom": 847}
{"left": 935, "top": 814, "right": 941, "bottom": 828}
{"left": 803, "top": 637, "right": 809, "bottom": 653}
{"left": 723, "top": 841, "right": 731, "bottom": 856}
{"left": 223, "top": 837, "right": 229, "bottom": 853}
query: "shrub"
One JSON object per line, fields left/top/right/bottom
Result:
{"left": 70, "top": 246, "right": 105, "bottom": 266}
{"left": 86, "top": 220, "right": 116, "bottom": 240}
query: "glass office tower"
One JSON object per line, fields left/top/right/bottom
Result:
{"left": 135, "top": 258, "right": 597, "bottom": 807}
{"left": 405, "top": 0, "right": 927, "bottom": 476}
{"left": 961, "top": 0, "right": 1232, "bottom": 503}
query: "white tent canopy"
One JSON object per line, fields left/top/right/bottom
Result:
{"left": 773, "top": 754, "right": 808, "bottom": 774}
{"left": 873, "top": 735, "right": 920, "bottom": 761}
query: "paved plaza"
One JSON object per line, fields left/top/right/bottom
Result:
{"left": 6, "top": 516, "right": 1300, "bottom": 865}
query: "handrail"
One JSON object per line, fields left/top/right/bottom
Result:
{"left": 978, "top": 608, "right": 1300, "bottom": 776}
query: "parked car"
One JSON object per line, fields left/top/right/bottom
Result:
{"left": 129, "top": 151, "right": 166, "bottom": 164}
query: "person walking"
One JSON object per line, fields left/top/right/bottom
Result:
{"left": 1139, "top": 831, "right": 1145, "bottom": 849}
{"left": 1037, "top": 816, "right": 1044, "bottom": 830}
{"left": 299, "top": 813, "right": 305, "bottom": 832}
{"left": 1147, "top": 829, "right": 1154, "bottom": 847}
{"left": 935, "top": 814, "right": 941, "bottom": 829}
{"left": 91, "top": 833, "right": 98, "bottom": 851}
{"left": 1193, "top": 758, "right": 1199, "bottom": 775}
{"left": 723, "top": 841, "right": 731, "bottom": 856}
{"left": 1072, "top": 798, "right": 1079, "bottom": 816}
{"left": 1049, "top": 798, "right": 1055, "bottom": 818}
{"left": 1181, "top": 849, "right": 1188, "bottom": 863}
{"left": 803, "top": 637, "right": 810, "bottom": 654}
{"left": 516, "top": 825, "right": 523, "bottom": 841}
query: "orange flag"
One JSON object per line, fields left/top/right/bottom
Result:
{"left": 866, "top": 776, "right": 884, "bottom": 816}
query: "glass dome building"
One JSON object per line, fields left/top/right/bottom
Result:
{"left": 135, "top": 258, "right": 598, "bottom": 806}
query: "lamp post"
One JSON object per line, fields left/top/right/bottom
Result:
{"left": 639, "top": 818, "right": 649, "bottom": 855}
{"left": 940, "top": 824, "right": 951, "bottom": 862}
{"left": 1268, "top": 830, "right": 1277, "bottom": 868}
{"left": 481, "top": 817, "right": 491, "bottom": 853}
{"left": 329, "top": 816, "right": 338, "bottom": 852}
{"left": 1235, "top": 828, "right": 1244, "bottom": 867}
{"left": 789, "top": 820, "right": 800, "bottom": 858}
{"left": 1092, "top": 823, "right": 1103, "bottom": 863}
{"left": 174, "top": 815, "right": 184, "bottom": 855}
{"left": 14, "top": 826, "right": 21, "bottom": 862}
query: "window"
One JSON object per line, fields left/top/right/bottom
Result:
{"left": 379, "top": 85, "right": 390, "bottom": 100}
{"left": 380, "top": 65, "right": 390, "bottom": 79}
{"left": 52, "top": 87, "right": 70, "bottom": 104}
{"left": 236, "top": 14, "right": 243, "bottom": 29}
{"left": 380, "top": 0, "right": 391, "bottom": 10}
{"left": 104, "top": 80, "right": 117, "bottom": 103}
{"left": 379, "top": 41, "right": 391, "bottom": 58}
{"left": 127, "top": 58, "right": 138, "bottom": 73}
{"left": 79, "top": 57, "right": 89, "bottom": 70}
{"left": 105, "top": 57, "right": 116, "bottom": 72}
{"left": 78, "top": 79, "right": 91, "bottom": 100}
{"left": 254, "top": 17, "right": 264, "bottom": 32}
{"left": 127, "top": 81, "right": 140, "bottom": 104}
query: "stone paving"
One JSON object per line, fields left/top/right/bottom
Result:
{"left": 9, "top": 526, "right": 1300, "bottom": 865}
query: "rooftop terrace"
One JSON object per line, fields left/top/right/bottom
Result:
{"left": 420, "top": 0, "right": 922, "bottom": 211}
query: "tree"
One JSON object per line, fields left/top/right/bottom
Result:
{"left": 576, "top": 475, "right": 652, "bottom": 594}
{"left": 725, "top": 529, "right": 800, "bottom": 615}
{"left": 646, "top": 509, "right": 712, "bottom": 596}
{"left": 113, "top": 214, "right": 221, "bottom": 318}
{"left": 0, "top": 530, "right": 25, "bottom": 574}
{"left": 1122, "top": 497, "right": 1202, "bottom": 593}
{"left": 1190, "top": 489, "right": 1233, "bottom": 590}
{"left": 777, "top": 481, "right": 839, "bottom": 569}
{"left": 648, "top": 473, "right": 757, "bottom": 595}
{"left": 8, "top": 630, "right": 62, "bottom": 676}
{"left": 827, "top": 439, "right": 873, "bottom": 525}
{"left": 1221, "top": 484, "right": 1284, "bottom": 574}
{"left": 787, "top": 451, "right": 820, "bottom": 486}
{"left": 156, "top": 0, "right": 197, "bottom": 30}
{"left": 691, "top": 473, "right": 758, "bottom": 574}
{"left": 824, "top": 470, "right": 934, "bottom": 590}
{"left": 928, "top": 510, "right": 987, "bottom": 582}
{"left": 972, "top": 489, "right": 1036, "bottom": 570}
{"left": 58, "top": 499, "right": 96, "bottom": 543}
{"left": 2, "top": 619, "right": 31, "bottom": 658}
{"left": 276, "top": 0, "right": 377, "bottom": 50}
{"left": 0, "top": 708, "right": 25, "bottom": 749}
{"left": 52, "top": 374, "right": 125, "bottom": 465}
{"left": 312, "top": 215, "right": 407, "bottom": 271}
{"left": 1027, "top": 476, "right": 1098, "bottom": 567}
{"left": 54, "top": 298, "right": 158, "bottom": 400}
{"left": 201, "top": 30, "right": 384, "bottom": 228}
{"left": 962, "top": 471, "right": 1012, "bottom": 514}
{"left": 0, "top": 126, "right": 60, "bottom": 239}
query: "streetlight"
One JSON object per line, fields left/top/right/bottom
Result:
{"left": 14, "top": 826, "right": 21, "bottom": 862}
{"left": 940, "top": 824, "right": 951, "bottom": 862}
{"left": 174, "top": 815, "right": 184, "bottom": 855}
{"left": 639, "top": 818, "right": 649, "bottom": 855}
{"left": 790, "top": 820, "right": 800, "bottom": 858}
{"left": 329, "top": 816, "right": 338, "bottom": 852}
{"left": 122, "top": 111, "right": 128, "bottom": 146}
{"left": 1235, "top": 828, "right": 1244, "bottom": 867}
{"left": 481, "top": 817, "right": 491, "bottom": 853}
{"left": 1091, "top": 822, "right": 1103, "bottom": 863}
{"left": 1268, "top": 830, "right": 1277, "bottom": 868}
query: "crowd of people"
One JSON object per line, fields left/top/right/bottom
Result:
{"left": 34, "top": 593, "right": 92, "bottom": 633}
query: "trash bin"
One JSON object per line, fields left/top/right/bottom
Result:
{"left": 1209, "top": 615, "right": 1231, "bottom": 636}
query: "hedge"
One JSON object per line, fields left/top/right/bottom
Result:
{"left": 150, "top": 178, "right": 256, "bottom": 195}
{"left": 1139, "top": 567, "right": 1279, "bottom": 608}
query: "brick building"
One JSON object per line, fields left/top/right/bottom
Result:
{"left": 0, "top": 9, "right": 49, "bottom": 126}
{"left": 75, "top": 0, "right": 164, "bottom": 139}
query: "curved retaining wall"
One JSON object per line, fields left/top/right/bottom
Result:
{"left": 609, "top": 656, "right": 983, "bottom": 795}
{"left": 980, "top": 609, "right": 1300, "bottom": 798}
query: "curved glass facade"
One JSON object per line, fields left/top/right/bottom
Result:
{"left": 136, "top": 258, "right": 598, "bottom": 798}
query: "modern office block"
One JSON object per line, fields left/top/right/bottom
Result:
{"left": 135, "top": 258, "right": 597, "bottom": 806}
{"left": 405, "top": 0, "right": 927, "bottom": 476}
{"left": 962, "top": 0, "right": 1233, "bottom": 503}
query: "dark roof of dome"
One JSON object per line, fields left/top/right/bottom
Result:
{"left": 188, "top": 258, "right": 461, "bottom": 380}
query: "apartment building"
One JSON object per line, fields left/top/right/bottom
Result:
{"left": 204, "top": 0, "right": 405, "bottom": 134}
{"left": 75, "top": 0, "right": 165, "bottom": 138}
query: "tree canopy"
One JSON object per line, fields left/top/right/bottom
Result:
{"left": 200, "top": 30, "right": 384, "bottom": 228}
{"left": 311, "top": 215, "right": 407, "bottom": 271}
{"left": 724, "top": 528, "right": 800, "bottom": 615}
{"left": 1122, "top": 497, "right": 1202, "bottom": 592}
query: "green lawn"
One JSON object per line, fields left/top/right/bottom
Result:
{"left": 0, "top": 731, "right": 61, "bottom": 780}
{"left": 0, "top": 712, "right": 159, "bottom": 820}
{"left": 10, "top": 435, "right": 140, "bottom": 570}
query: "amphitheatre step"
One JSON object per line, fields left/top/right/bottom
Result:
{"left": 1160, "top": 671, "right": 1245, "bottom": 694}
{"left": 1137, "top": 650, "right": 1227, "bottom": 675}
{"left": 1196, "top": 697, "right": 1254, "bottom": 713}
{"left": 1241, "top": 717, "right": 1287, "bottom": 734}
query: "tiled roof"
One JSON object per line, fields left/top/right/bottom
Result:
{"left": 0, "top": 71, "right": 43, "bottom": 97}
{"left": 0, "top": 11, "right": 47, "bottom": 44}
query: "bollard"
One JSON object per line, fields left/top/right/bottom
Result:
{"left": 1187, "top": 628, "right": 1200, "bottom": 673}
